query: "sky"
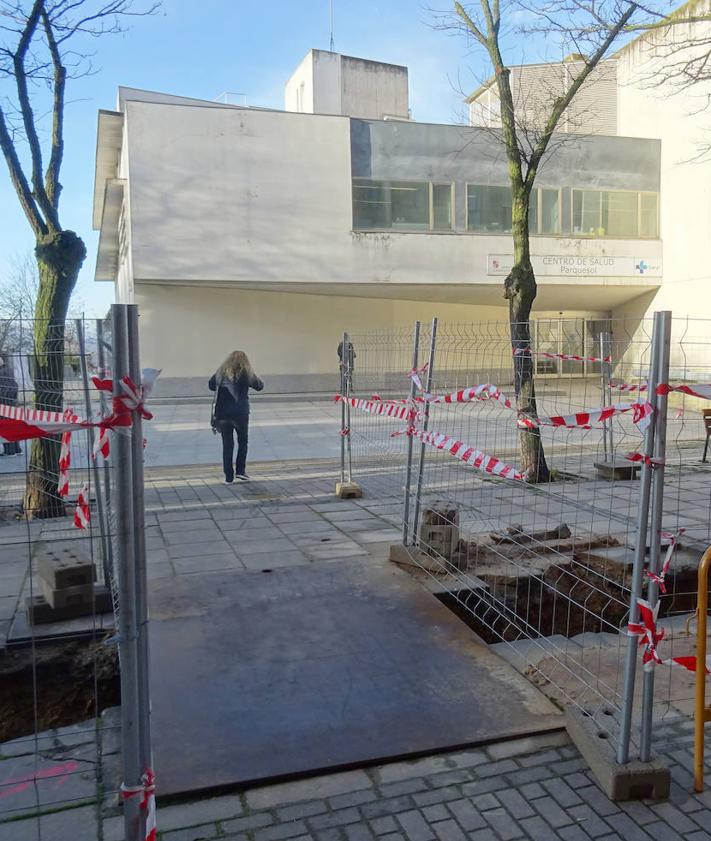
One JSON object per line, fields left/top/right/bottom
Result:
{"left": 0, "top": 0, "right": 561, "bottom": 316}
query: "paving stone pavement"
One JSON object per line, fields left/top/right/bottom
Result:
{"left": 99, "top": 718, "right": 711, "bottom": 841}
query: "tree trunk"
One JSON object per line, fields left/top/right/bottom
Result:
{"left": 505, "top": 190, "right": 550, "bottom": 483}
{"left": 23, "top": 229, "right": 86, "bottom": 519}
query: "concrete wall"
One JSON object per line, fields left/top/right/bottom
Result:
{"left": 134, "top": 284, "right": 512, "bottom": 395}
{"left": 612, "top": 4, "right": 711, "bottom": 339}
{"left": 353, "top": 118, "right": 660, "bottom": 236}
{"left": 124, "top": 100, "right": 661, "bottom": 298}
{"left": 469, "top": 60, "right": 617, "bottom": 135}
{"left": 284, "top": 50, "right": 409, "bottom": 119}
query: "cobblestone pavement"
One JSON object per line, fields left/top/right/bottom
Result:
{"left": 102, "top": 718, "right": 711, "bottom": 841}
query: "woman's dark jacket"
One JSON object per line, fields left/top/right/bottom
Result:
{"left": 208, "top": 371, "right": 264, "bottom": 419}
{"left": 0, "top": 369, "right": 18, "bottom": 403}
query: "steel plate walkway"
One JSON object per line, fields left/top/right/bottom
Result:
{"left": 148, "top": 557, "right": 562, "bottom": 799}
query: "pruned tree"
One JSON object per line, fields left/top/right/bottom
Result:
{"left": 0, "top": 1, "right": 157, "bottom": 518}
{"left": 442, "top": 1, "right": 641, "bottom": 481}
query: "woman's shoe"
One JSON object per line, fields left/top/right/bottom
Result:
{"left": 224, "top": 477, "right": 234, "bottom": 485}
{"left": 236, "top": 473, "right": 250, "bottom": 481}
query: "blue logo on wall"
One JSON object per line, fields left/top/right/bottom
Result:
{"left": 635, "top": 260, "right": 649, "bottom": 274}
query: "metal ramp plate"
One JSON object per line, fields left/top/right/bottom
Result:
{"left": 148, "top": 560, "right": 562, "bottom": 799}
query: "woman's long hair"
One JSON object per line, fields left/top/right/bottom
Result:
{"left": 217, "top": 350, "right": 252, "bottom": 381}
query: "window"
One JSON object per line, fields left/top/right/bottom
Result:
{"left": 467, "top": 185, "right": 513, "bottom": 233}
{"left": 572, "top": 189, "right": 659, "bottom": 238}
{"left": 466, "top": 185, "right": 561, "bottom": 234}
{"left": 352, "top": 179, "right": 453, "bottom": 232}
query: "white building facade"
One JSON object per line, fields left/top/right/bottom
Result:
{"left": 93, "top": 51, "right": 666, "bottom": 396}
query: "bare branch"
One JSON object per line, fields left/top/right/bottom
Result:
{"left": 524, "top": 2, "right": 638, "bottom": 190}
{"left": 0, "top": 104, "right": 45, "bottom": 235}
{"left": 41, "top": 4, "right": 64, "bottom": 208}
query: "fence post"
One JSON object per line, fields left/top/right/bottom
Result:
{"left": 96, "top": 319, "right": 113, "bottom": 525}
{"left": 402, "top": 320, "right": 421, "bottom": 546}
{"left": 340, "top": 331, "right": 346, "bottom": 485}
{"left": 126, "top": 304, "right": 153, "bottom": 804}
{"left": 600, "top": 331, "right": 613, "bottom": 460}
{"left": 111, "top": 304, "right": 142, "bottom": 841}
{"left": 412, "top": 318, "right": 438, "bottom": 546}
{"left": 344, "top": 332, "right": 353, "bottom": 484}
{"left": 75, "top": 318, "right": 111, "bottom": 587}
{"left": 639, "top": 310, "right": 672, "bottom": 762}
{"left": 617, "top": 313, "right": 662, "bottom": 764}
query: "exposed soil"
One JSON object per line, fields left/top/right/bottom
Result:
{"left": 436, "top": 554, "right": 706, "bottom": 645}
{"left": 0, "top": 641, "right": 120, "bottom": 742}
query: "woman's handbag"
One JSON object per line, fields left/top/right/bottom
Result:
{"left": 210, "top": 375, "right": 223, "bottom": 434}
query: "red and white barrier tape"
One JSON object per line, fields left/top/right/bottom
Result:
{"left": 645, "top": 528, "right": 686, "bottom": 594}
{"left": 611, "top": 381, "right": 648, "bottom": 393}
{"left": 514, "top": 346, "right": 611, "bottom": 364}
{"left": 426, "top": 384, "right": 513, "bottom": 411}
{"left": 521, "top": 401, "right": 654, "bottom": 432}
{"left": 628, "top": 598, "right": 710, "bottom": 674}
{"left": 335, "top": 395, "right": 413, "bottom": 422}
{"left": 627, "top": 598, "right": 665, "bottom": 670}
{"left": 93, "top": 427, "right": 110, "bottom": 461}
{"left": 624, "top": 452, "right": 665, "bottom": 467}
{"left": 73, "top": 483, "right": 90, "bottom": 530}
{"left": 121, "top": 769, "right": 157, "bottom": 841}
{"left": 410, "top": 428, "right": 525, "bottom": 481}
{"left": 657, "top": 383, "right": 711, "bottom": 401}
{"left": 58, "top": 408, "right": 77, "bottom": 499}
{"left": 408, "top": 363, "right": 428, "bottom": 392}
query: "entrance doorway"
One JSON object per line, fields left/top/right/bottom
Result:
{"left": 533, "top": 317, "right": 610, "bottom": 377}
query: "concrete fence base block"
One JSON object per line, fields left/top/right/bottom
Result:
{"left": 565, "top": 704, "right": 670, "bottom": 801}
{"left": 335, "top": 481, "right": 362, "bottom": 499}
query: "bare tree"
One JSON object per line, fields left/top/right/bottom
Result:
{"left": 442, "top": 1, "right": 641, "bottom": 481}
{"left": 0, "top": 1, "right": 157, "bottom": 517}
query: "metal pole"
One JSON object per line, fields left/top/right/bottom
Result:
{"left": 402, "top": 321, "right": 421, "bottom": 546}
{"left": 76, "top": 318, "right": 111, "bottom": 586}
{"left": 617, "top": 312, "right": 661, "bottom": 764}
{"left": 344, "top": 332, "right": 353, "bottom": 483}
{"left": 111, "top": 304, "right": 142, "bottom": 841}
{"left": 412, "top": 318, "right": 438, "bottom": 546}
{"left": 639, "top": 310, "right": 672, "bottom": 762}
{"left": 600, "top": 332, "right": 613, "bottom": 461}
{"left": 340, "top": 331, "right": 346, "bottom": 485}
{"left": 96, "top": 320, "right": 113, "bottom": 520}
{"left": 126, "top": 304, "right": 152, "bottom": 800}
{"left": 695, "top": 548, "right": 711, "bottom": 792}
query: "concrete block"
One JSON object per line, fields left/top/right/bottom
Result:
{"left": 594, "top": 460, "right": 640, "bottom": 481}
{"left": 335, "top": 481, "right": 363, "bottom": 499}
{"left": 40, "top": 578, "right": 97, "bottom": 610}
{"left": 26, "top": 585, "right": 112, "bottom": 625}
{"left": 37, "top": 547, "right": 95, "bottom": 589}
{"left": 565, "top": 704, "right": 670, "bottom": 801}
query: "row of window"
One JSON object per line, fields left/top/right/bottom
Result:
{"left": 352, "top": 178, "right": 660, "bottom": 239}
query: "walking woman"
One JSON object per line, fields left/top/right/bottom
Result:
{"left": 0, "top": 358, "right": 21, "bottom": 456}
{"left": 209, "top": 351, "right": 264, "bottom": 483}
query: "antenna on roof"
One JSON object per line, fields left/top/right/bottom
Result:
{"left": 329, "top": 0, "right": 335, "bottom": 52}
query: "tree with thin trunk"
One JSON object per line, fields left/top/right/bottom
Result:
{"left": 447, "top": 1, "right": 640, "bottom": 481}
{"left": 0, "top": 1, "right": 156, "bottom": 518}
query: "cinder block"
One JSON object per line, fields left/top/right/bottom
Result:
{"left": 594, "top": 460, "right": 641, "bottom": 481}
{"left": 26, "top": 585, "right": 112, "bottom": 625}
{"left": 37, "top": 547, "right": 95, "bottom": 589}
{"left": 565, "top": 704, "right": 670, "bottom": 801}
{"left": 40, "top": 578, "right": 96, "bottom": 610}
{"left": 335, "top": 481, "right": 363, "bottom": 499}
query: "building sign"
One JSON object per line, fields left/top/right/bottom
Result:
{"left": 487, "top": 254, "right": 662, "bottom": 278}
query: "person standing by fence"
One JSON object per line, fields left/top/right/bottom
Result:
{"left": 209, "top": 351, "right": 264, "bottom": 483}
{"left": 337, "top": 339, "right": 356, "bottom": 394}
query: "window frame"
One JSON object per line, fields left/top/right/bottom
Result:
{"left": 465, "top": 184, "right": 562, "bottom": 236}
{"left": 571, "top": 187, "right": 660, "bottom": 239}
{"left": 351, "top": 177, "right": 455, "bottom": 233}
{"left": 536, "top": 187, "right": 562, "bottom": 235}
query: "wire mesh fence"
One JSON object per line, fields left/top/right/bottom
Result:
{"left": 0, "top": 307, "right": 151, "bottom": 841}
{"left": 339, "top": 314, "right": 711, "bottom": 759}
